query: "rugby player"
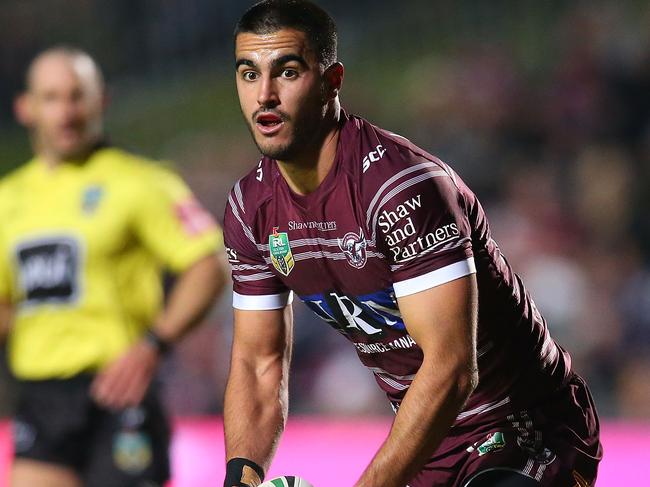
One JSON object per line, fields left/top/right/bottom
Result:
{"left": 0, "top": 47, "right": 226, "bottom": 487}
{"left": 222, "top": 1, "right": 602, "bottom": 486}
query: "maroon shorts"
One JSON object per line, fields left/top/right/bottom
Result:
{"left": 408, "top": 374, "right": 602, "bottom": 487}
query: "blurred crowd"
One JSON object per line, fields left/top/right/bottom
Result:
{"left": 1, "top": 1, "right": 649, "bottom": 420}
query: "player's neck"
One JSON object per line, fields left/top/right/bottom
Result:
{"left": 276, "top": 109, "right": 341, "bottom": 196}
{"left": 34, "top": 140, "right": 97, "bottom": 169}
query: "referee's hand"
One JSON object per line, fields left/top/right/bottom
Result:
{"left": 90, "top": 340, "right": 160, "bottom": 409}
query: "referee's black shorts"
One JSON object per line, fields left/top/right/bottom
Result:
{"left": 12, "top": 374, "right": 171, "bottom": 487}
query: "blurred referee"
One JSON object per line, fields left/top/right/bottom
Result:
{"left": 0, "top": 47, "right": 226, "bottom": 487}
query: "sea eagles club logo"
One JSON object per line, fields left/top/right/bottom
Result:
{"left": 338, "top": 228, "right": 368, "bottom": 269}
{"left": 269, "top": 227, "right": 295, "bottom": 276}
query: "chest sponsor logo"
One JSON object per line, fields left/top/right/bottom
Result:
{"left": 338, "top": 228, "right": 368, "bottom": 269}
{"left": 81, "top": 185, "right": 104, "bottom": 214}
{"left": 288, "top": 220, "right": 337, "bottom": 232}
{"left": 16, "top": 237, "right": 80, "bottom": 306}
{"left": 269, "top": 227, "right": 295, "bottom": 276}
{"left": 362, "top": 144, "right": 386, "bottom": 173}
{"left": 303, "top": 289, "right": 404, "bottom": 338}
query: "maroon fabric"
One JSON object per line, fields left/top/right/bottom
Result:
{"left": 223, "top": 111, "right": 601, "bottom": 482}
{"left": 409, "top": 375, "right": 602, "bottom": 486}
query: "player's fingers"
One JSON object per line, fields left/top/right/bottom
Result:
{"left": 109, "top": 358, "right": 151, "bottom": 408}
{"left": 93, "top": 359, "right": 133, "bottom": 408}
{"left": 121, "top": 374, "right": 148, "bottom": 407}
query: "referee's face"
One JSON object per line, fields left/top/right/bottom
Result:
{"left": 18, "top": 54, "right": 105, "bottom": 162}
{"left": 235, "top": 28, "right": 329, "bottom": 162}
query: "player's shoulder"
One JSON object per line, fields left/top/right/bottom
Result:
{"left": 93, "top": 146, "right": 176, "bottom": 180}
{"left": 225, "top": 157, "right": 275, "bottom": 222}
{"left": 93, "top": 146, "right": 190, "bottom": 201}
{"left": 0, "top": 159, "right": 39, "bottom": 206}
{"left": 347, "top": 115, "right": 461, "bottom": 201}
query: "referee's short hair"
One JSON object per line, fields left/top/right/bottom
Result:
{"left": 235, "top": 0, "right": 338, "bottom": 68}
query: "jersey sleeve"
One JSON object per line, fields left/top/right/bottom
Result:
{"left": 132, "top": 166, "right": 223, "bottom": 273}
{"left": 370, "top": 163, "right": 475, "bottom": 297}
{"left": 224, "top": 186, "right": 292, "bottom": 310}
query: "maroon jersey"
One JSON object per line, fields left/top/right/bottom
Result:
{"left": 224, "top": 112, "right": 572, "bottom": 427}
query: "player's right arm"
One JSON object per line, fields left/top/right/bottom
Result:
{"left": 224, "top": 305, "right": 293, "bottom": 486}
{"left": 222, "top": 181, "right": 294, "bottom": 486}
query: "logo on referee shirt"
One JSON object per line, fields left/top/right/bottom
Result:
{"left": 16, "top": 236, "right": 80, "bottom": 306}
{"left": 269, "top": 227, "right": 294, "bottom": 276}
{"left": 81, "top": 185, "right": 104, "bottom": 214}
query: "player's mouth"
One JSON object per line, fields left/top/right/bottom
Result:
{"left": 255, "top": 113, "right": 285, "bottom": 136}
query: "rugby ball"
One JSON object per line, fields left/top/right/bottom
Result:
{"left": 259, "top": 476, "right": 314, "bottom": 487}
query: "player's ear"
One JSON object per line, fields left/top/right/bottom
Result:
{"left": 14, "top": 92, "right": 33, "bottom": 127}
{"left": 324, "top": 62, "right": 344, "bottom": 100}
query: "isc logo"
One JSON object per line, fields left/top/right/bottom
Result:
{"left": 362, "top": 144, "right": 386, "bottom": 173}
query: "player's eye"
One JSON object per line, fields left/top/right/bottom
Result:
{"left": 241, "top": 71, "right": 259, "bottom": 82}
{"left": 281, "top": 68, "right": 298, "bottom": 79}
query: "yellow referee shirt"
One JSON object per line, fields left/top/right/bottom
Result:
{"left": 0, "top": 147, "right": 222, "bottom": 379}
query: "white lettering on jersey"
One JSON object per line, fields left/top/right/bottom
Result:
{"left": 354, "top": 335, "right": 417, "bottom": 354}
{"left": 362, "top": 144, "right": 386, "bottom": 173}
{"left": 288, "top": 220, "right": 338, "bottom": 231}
{"left": 390, "top": 223, "right": 462, "bottom": 262}
{"left": 377, "top": 194, "right": 422, "bottom": 233}
{"left": 329, "top": 293, "right": 383, "bottom": 335}
{"left": 306, "top": 292, "right": 400, "bottom": 336}
{"left": 255, "top": 160, "right": 263, "bottom": 182}
{"left": 225, "top": 247, "right": 239, "bottom": 263}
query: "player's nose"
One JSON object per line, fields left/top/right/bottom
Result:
{"left": 257, "top": 77, "right": 279, "bottom": 108}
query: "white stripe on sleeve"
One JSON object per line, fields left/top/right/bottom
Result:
{"left": 232, "top": 291, "right": 294, "bottom": 310}
{"left": 392, "top": 258, "right": 476, "bottom": 297}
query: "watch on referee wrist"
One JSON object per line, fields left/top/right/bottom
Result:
{"left": 224, "top": 457, "right": 265, "bottom": 487}
{"left": 144, "top": 329, "right": 172, "bottom": 355}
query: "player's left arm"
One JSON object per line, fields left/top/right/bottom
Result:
{"left": 355, "top": 274, "right": 478, "bottom": 487}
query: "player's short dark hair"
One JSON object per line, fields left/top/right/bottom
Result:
{"left": 235, "top": 0, "right": 337, "bottom": 67}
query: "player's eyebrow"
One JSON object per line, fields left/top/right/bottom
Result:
{"left": 271, "top": 54, "right": 308, "bottom": 70}
{"left": 235, "top": 58, "right": 256, "bottom": 69}
{"left": 235, "top": 54, "right": 309, "bottom": 71}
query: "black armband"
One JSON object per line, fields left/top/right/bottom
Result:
{"left": 224, "top": 457, "right": 265, "bottom": 487}
{"left": 144, "top": 329, "right": 172, "bottom": 355}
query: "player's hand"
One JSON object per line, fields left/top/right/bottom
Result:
{"left": 90, "top": 339, "right": 160, "bottom": 410}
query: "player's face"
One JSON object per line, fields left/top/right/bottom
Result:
{"left": 235, "top": 28, "right": 328, "bottom": 161}
{"left": 18, "top": 55, "right": 104, "bottom": 161}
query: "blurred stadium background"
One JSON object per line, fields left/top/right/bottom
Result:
{"left": 1, "top": 0, "right": 649, "bottom": 485}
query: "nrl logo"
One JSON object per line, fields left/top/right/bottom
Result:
{"left": 269, "top": 227, "right": 295, "bottom": 276}
{"left": 338, "top": 228, "right": 368, "bottom": 269}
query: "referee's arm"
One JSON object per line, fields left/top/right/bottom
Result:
{"left": 0, "top": 299, "right": 12, "bottom": 345}
{"left": 91, "top": 252, "right": 227, "bottom": 409}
